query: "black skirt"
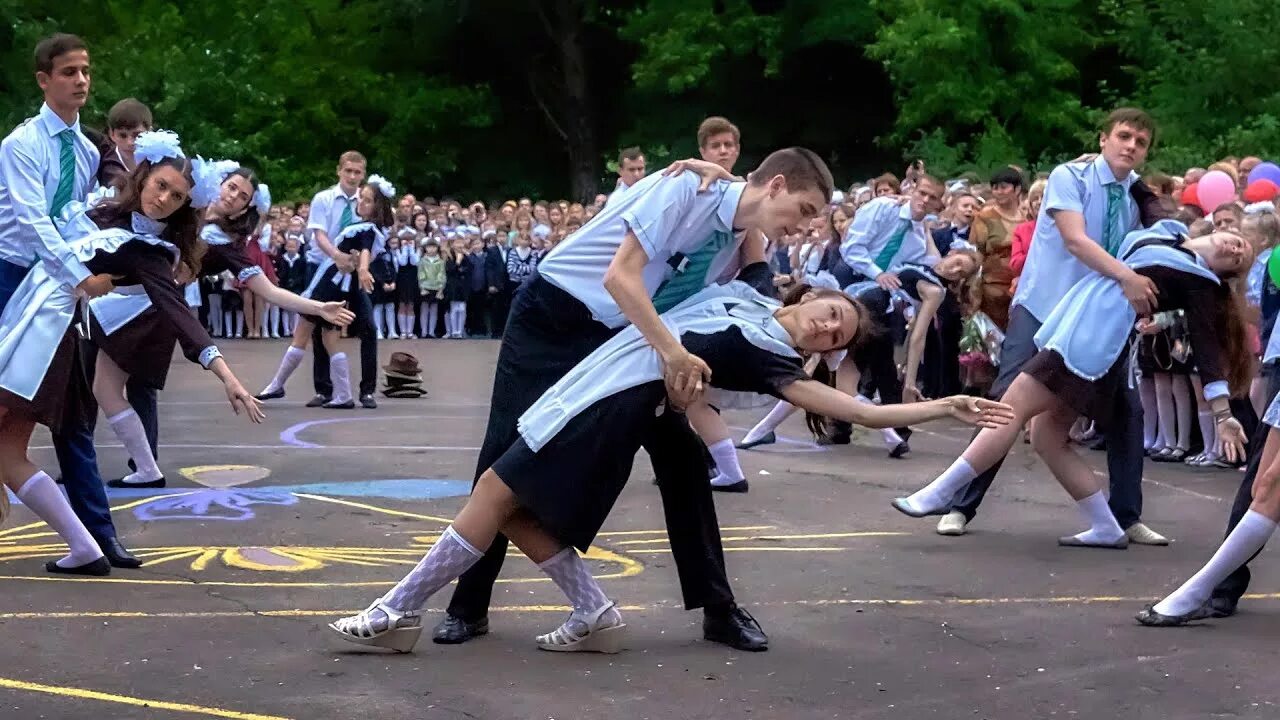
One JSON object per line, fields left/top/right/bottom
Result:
{"left": 0, "top": 324, "right": 93, "bottom": 432}
{"left": 1022, "top": 347, "right": 1129, "bottom": 427}
{"left": 491, "top": 381, "right": 666, "bottom": 551}
{"left": 90, "top": 307, "right": 177, "bottom": 391}
{"left": 395, "top": 266, "right": 420, "bottom": 304}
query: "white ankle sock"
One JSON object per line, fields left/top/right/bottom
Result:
{"left": 1064, "top": 490, "right": 1126, "bottom": 545}
{"left": 902, "top": 457, "right": 978, "bottom": 514}
{"left": 707, "top": 439, "right": 745, "bottom": 483}
{"left": 745, "top": 401, "right": 793, "bottom": 443}
{"left": 264, "top": 346, "right": 304, "bottom": 393}
{"left": 329, "top": 352, "right": 352, "bottom": 403}
{"left": 106, "top": 408, "right": 162, "bottom": 482}
{"left": 1198, "top": 411, "right": 1216, "bottom": 455}
{"left": 15, "top": 471, "right": 104, "bottom": 568}
{"left": 1153, "top": 510, "right": 1277, "bottom": 616}
{"left": 383, "top": 526, "right": 483, "bottom": 613}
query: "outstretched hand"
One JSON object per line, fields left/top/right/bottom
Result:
{"left": 321, "top": 301, "right": 355, "bottom": 327}
{"left": 226, "top": 380, "right": 266, "bottom": 424}
{"left": 662, "top": 158, "right": 741, "bottom": 191}
{"left": 945, "top": 396, "right": 1016, "bottom": 429}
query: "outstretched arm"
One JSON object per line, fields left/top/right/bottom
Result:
{"left": 245, "top": 273, "right": 354, "bottom": 327}
{"left": 902, "top": 281, "right": 945, "bottom": 401}
{"left": 780, "top": 379, "right": 1013, "bottom": 430}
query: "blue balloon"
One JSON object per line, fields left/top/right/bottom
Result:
{"left": 1248, "top": 162, "right": 1280, "bottom": 187}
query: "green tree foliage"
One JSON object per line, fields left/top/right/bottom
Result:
{"left": 2, "top": 0, "right": 1277, "bottom": 198}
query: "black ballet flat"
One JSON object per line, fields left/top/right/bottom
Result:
{"left": 1135, "top": 603, "right": 1209, "bottom": 627}
{"left": 736, "top": 432, "right": 776, "bottom": 450}
{"left": 888, "top": 441, "right": 911, "bottom": 459}
{"left": 305, "top": 394, "right": 330, "bottom": 408}
{"left": 45, "top": 557, "right": 111, "bottom": 576}
{"left": 106, "top": 476, "right": 166, "bottom": 489}
{"left": 322, "top": 400, "right": 356, "bottom": 410}
{"left": 891, "top": 497, "right": 946, "bottom": 518}
{"left": 254, "top": 388, "right": 286, "bottom": 401}
{"left": 711, "top": 479, "right": 749, "bottom": 493}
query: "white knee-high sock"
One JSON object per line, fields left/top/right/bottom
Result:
{"left": 15, "top": 471, "right": 104, "bottom": 568}
{"left": 745, "top": 401, "right": 794, "bottom": 443}
{"left": 1140, "top": 378, "right": 1159, "bottom": 450}
{"left": 1155, "top": 377, "right": 1178, "bottom": 449}
{"left": 443, "top": 308, "right": 454, "bottom": 337}
{"left": 901, "top": 456, "right": 978, "bottom": 514}
{"left": 372, "top": 304, "right": 385, "bottom": 336}
{"left": 383, "top": 526, "right": 483, "bottom": 613}
{"left": 107, "top": 408, "right": 162, "bottom": 483}
{"left": 235, "top": 310, "right": 244, "bottom": 336}
{"left": 858, "top": 394, "right": 904, "bottom": 448}
{"left": 1064, "top": 490, "right": 1126, "bottom": 544}
{"left": 263, "top": 345, "right": 305, "bottom": 393}
{"left": 1153, "top": 510, "right": 1277, "bottom": 616}
{"left": 383, "top": 305, "right": 398, "bottom": 337}
{"left": 329, "top": 352, "right": 352, "bottom": 403}
{"left": 1198, "top": 411, "right": 1217, "bottom": 456}
{"left": 708, "top": 438, "right": 746, "bottom": 485}
{"left": 451, "top": 302, "right": 466, "bottom": 335}
{"left": 427, "top": 304, "right": 438, "bottom": 336}
{"left": 538, "top": 547, "right": 622, "bottom": 626}
{"left": 268, "top": 305, "right": 280, "bottom": 335}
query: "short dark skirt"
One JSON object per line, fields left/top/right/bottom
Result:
{"left": 0, "top": 325, "right": 93, "bottom": 432}
{"left": 395, "top": 267, "right": 420, "bottom": 304}
{"left": 309, "top": 268, "right": 356, "bottom": 331}
{"left": 1023, "top": 347, "right": 1129, "bottom": 427}
{"left": 491, "top": 381, "right": 665, "bottom": 551}
{"left": 1137, "top": 332, "right": 1191, "bottom": 375}
{"left": 91, "top": 308, "right": 176, "bottom": 391}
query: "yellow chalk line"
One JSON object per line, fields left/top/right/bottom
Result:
{"left": 291, "top": 493, "right": 454, "bottom": 523}
{"left": 0, "top": 676, "right": 291, "bottom": 720}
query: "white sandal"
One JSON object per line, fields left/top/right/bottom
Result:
{"left": 328, "top": 600, "right": 422, "bottom": 653}
{"left": 536, "top": 602, "right": 627, "bottom": 654}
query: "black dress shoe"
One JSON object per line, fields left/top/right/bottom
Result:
{"left": 736, "top": 432, "right": 776, "bottom": 450}
{"left": 98, "top": 537, "right": 143, "bottom": 569}
{"left": 106, "top": 476, "right": 166, "bottom": 489}
{"left": 45, "top": 557, "right": 111, "bottom": 576}
{"left": 888, "top": 440, "right": 911, "bottom": 459}
{"left": 703, "top": 604, "right": 768, "bottom": 651}
{"left": 711, "top": 479, "right": 749, "bottom": 493}
{"left": 360, "top": 393, "right": 378, "bottom": 409}
{"left": 431, "top": 614, "right": 490, "bottom": 644}
{"left": 255, "top": 388, "right": 286, "bottom": 401}
{"left": 1205, "top": 596, "right": 1238, "bottom": 618}
{"left": 305, "top": 394, "right": 331, "bottom": 408}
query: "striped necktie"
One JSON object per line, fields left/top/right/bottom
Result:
{"left": 652, "top": 230, "right": 734, "bottom": 313}
{"left": 49, "top": 129, "right": 76, "bottom": 217}
{"left": 338, "top": 197, "right": 355, "bottom": 230}
{"left": 1102, "top": 183, "right": 1124, "bottom": 256}
{"left": 873, "top": 218, "right": 912, "bottom": 271}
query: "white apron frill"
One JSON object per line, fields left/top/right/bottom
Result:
{"left": 518, "top": 281, "right": 800, "bottom": 451}
{"left": 1033, "top": 220, "right": 1217, "bottom": 381}
{"left": 0, "top": 229, "right": 177, "bottom": 401}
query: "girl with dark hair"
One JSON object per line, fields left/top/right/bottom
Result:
{"left": 328, "top": 280, "right": 1013, "bottom": 653}
{"left": 256, "top": 177, "right": 391, "bottom": 404}
{"left": 0, "top": 134, "right": 265, "bottom": 575}
{"left": 895, "top": 221, "right": 1254, "bottom": 549}
{"left": 285, "top": 177, "right": 395, "bottom": 408}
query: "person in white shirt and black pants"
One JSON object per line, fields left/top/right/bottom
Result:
{"left": 432, "top": 149, "right": 834, "bottom": 652}
{"left": 0, "top": 34, "right": 141, "bottom": 569}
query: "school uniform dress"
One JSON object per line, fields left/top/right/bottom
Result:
{"left": 497, "top": 283, "right": 807, "bottom": 550}
{"left": 1027, "top": 227, "right": 1231, "bottom": 426}
{"left": 446, "top": 171, "right": 751, "bottom": 622}
{"left": 305, "top": 184, "right": 365, "bottom": 398}
{"left": 301, "top": 222, "right": 385, "bottom": 330}
{"left": 0, "top": 220, "right": 222, "bottom": 430}
{"left": 393, "top": 246, "right": 420, "bottom": 305}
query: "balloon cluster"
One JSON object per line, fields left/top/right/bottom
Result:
{"left": 1182, "top": 161, "right": 1280, "bottom": 212}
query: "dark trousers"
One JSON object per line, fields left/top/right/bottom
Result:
{"left": 446, "top": 274, "right": 734, "bottom": 621}
{"left": 1211, "top": 365, "right": 1280, "bottom": 606}
{"left": 123, "top": 378, "right": 158, "bottom": 473}
{"left": 465, "top": 290, "right": 488, "bottom": 336}
{"left": 488, "top": 289, "right": 511, "bottom": 339}
{"left": 313, "top": 286, "right": 377, "bottom": 397}
{"left": 836, "top": 284, "right": 909, "bottom": 442}
{"left": 0, "top": 260, "right": 116, "bottom": 543}
{"left": 951, "top": 304, "right": 1145, "bottom": 528}
{"left": 922, "top": 296, "right": 963, "bottom": 398}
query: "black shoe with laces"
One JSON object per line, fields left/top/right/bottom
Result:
{"left": 360, "top": 393, "right": 378, "bottom": 409}
{"left": 703, "top": 604, "right": 768, "bottom": 651}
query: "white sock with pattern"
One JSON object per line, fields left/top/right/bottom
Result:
{"left": 539, "top": 547, "right": 621, "bottom": 628}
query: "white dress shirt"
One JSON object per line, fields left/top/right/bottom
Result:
{"left": 305, "top": 184, "right": 360, "bottom": 265}
{"left": 0, "top": 102, "right": 100, "bottom": 287}
{"left": 537, "top": 171, "right": 746, "bottom": 329}
{"left": 1013, "top": 155, "right": 1140, "bottom": 322}
{"left": 840, "top": 197, "right": 935, "bottom": 280}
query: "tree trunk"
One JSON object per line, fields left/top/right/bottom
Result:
{"left": 531, "top": 0, "right": 600, "bottom": 202}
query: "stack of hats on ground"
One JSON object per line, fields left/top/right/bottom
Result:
{"left": 382, "top": 351, "right": 428, "bottom": 399}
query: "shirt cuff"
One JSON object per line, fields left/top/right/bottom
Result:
{"left": 199, "top": 346, "right": 223, "bottom": 369}
{"left": 64, "top": 258, "right": 93, "bottom": 287}
{"left": 620, "top": 212, "right": 659, "bottom": 260}
{"left": 1203, "top": 380, "right": 1229, "bottom": 401}
{"left": 237, "top": 266, "right": 264, "bottom": 283}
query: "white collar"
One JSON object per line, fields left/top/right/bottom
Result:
{"left": 37, "top": 102, "right": 79, "bottom": 138}
{"left": 131, "top": 212, "right": 166, "bottom": 238}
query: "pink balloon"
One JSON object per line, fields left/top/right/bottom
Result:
{"left": 1197, "top": 170, "right": 1237, "bottom": 212}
